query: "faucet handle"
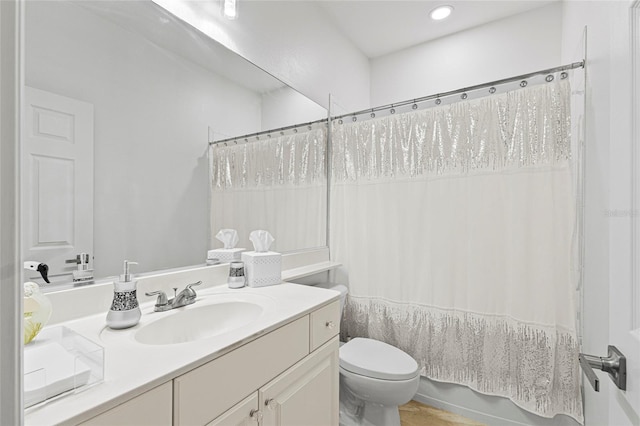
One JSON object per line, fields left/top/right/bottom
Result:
{"left": 184, "top": 281, "right": 202, "bottom": 298}
{"left": 145, "top": 290, "right": 169, "bottom": 311}
{"left": 186, "top": 281, "right": 202, "bottom": 290}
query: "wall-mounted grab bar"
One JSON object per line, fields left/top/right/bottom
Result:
{"left": 578, "top": 345, "right": 626, "bottom": 392}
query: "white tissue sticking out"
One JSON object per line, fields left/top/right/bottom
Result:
{"left": 216, "top": 229, "right": 239, "bottom": 249}
{"left": 249, "top": 230, "right": 275, "bottom": 253}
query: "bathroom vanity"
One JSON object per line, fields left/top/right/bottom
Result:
{"left": 24, "top": 277, "right": 341, "bottom": 426}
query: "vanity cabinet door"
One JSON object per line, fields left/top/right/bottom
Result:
{"left": 260, "top": 337, "right": 339, "bottom": 426}
{"left": 80, "top": 381, "right": 172, "bottom": 426}
{"left": 207, "top": 392, "right": 260, "bottom": 426}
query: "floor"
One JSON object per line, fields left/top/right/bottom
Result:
{"left": 399, "top": 400, "right": 487, "bottom": 426}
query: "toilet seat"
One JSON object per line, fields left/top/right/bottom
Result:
{"left": 339, "top": 337, "right": 419, "bottom": 381}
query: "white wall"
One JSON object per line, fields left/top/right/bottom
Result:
{"left": 0, "top": 1, "right": 23, "bottom": 423}
{"left": 370, "top": 2, "right": 563, "bottom": 107}
{"left": 25, "top": 1, "right": 263, "bottom": 278}
{"left": 218, "top": 1, "right": 371, "bottom": 114}
{"left": 261, "top": 86, "right": 328, "bottom": 131}
{"left": 561, "top": 2, "right": 636, "bottom": 425}
{"left": 153, "top": 0, "right": 371, "bottom": 115}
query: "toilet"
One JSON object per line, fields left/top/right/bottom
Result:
{"left": 316, "top": 284, "right": 420, "bottom": 426}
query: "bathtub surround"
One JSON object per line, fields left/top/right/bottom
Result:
{"left": 332, "top": 78, "right": 583, "bottom": 422}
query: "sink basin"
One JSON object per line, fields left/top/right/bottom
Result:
{"left": 134, "top": 301, "right": 263, "bottom": 345}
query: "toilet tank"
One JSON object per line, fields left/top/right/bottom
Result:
{"left": 314, "top": 283, "right": 348, "bottom": 316}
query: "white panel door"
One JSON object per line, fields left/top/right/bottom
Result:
{"left": 21, "top": 86, "right": 94, "bottom": 285}
{"left": 615, "top": 3, "right": 640, "bottom": 424}
{"left": 600, "top": 3, "right": 640, "bottom": 424}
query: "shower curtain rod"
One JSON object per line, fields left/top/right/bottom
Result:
{"left": 332, "top": 60, "right": 585, "bottom": 122}
{"left": 210, "top": 60, "right": 584, "bottom": 146}
{"left": 210, "top": 117, "right": 328, "bottom": 146}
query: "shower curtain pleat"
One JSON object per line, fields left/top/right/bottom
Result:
{"left": 330, "top": 79, "right": 583, "bottom": 423}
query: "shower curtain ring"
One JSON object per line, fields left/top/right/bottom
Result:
{"left": 435, "top": 98, "right": 441, "bottom": 105}
{"left": 545, "top": 75, "right": 554, "bottom": 82}
{"left": 352, "top": 115, "right": 357, "bottom": 122}
{"left": 520, "top": 80, "right": 528, "bottom": 87}
{"left": 489, "top": 87, "right": 496, "bottom": 94}
{"left": 461, "top": 93, "right": 468, "bottom": 100}
{"left": 561, "top": 72, "right": 568, "bottom": 79}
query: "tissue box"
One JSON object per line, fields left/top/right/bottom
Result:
{"left": 208, "top": 248, "right": 246, "bottom": 263}
{"left": 241, "top": 251, "right": 282, "bottom": 287}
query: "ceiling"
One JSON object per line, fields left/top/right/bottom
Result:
{"left": 317, "top": 0, "right": 558, "bottom": 58}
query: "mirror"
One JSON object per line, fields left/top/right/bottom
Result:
{"left": 22, "top": 0, "right": 327, "bottom": 287}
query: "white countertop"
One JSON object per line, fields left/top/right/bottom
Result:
{"left": 25, "top": 283, "right": 340, "bottom": 426}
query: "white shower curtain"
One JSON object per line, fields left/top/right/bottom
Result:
{"left": 330, "top": 80, "right": 583, "bottom": 422}
{"left": 210, "top": 127, "right": 327, "bottom": 252}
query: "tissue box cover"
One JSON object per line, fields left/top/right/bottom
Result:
{"left": 241, "top": 251, "right": 282, "bottom": 287}
{"left": 208, "top": 248, "right": 246, "bottom": 263}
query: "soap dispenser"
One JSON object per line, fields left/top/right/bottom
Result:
{"left": 106, "top": 260, "right": 141, "bottom": 329}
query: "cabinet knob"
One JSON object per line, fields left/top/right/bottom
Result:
{"left": 325, "top": 321, "right": 336, "bottom": 329}
{"left": 265, "top": 398, "right": 277, "bottom": 410}
{"left": 249, "top": 409, "right": 262, "bottom": 421}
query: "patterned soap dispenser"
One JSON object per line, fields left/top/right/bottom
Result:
{"left": 106, "top": 260, "right": 141, "bottom": 329}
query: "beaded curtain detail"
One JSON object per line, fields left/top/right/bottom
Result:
{"left": 211, "top": 127, "right": 326, "bottom": 190}
{"left": 331, "top": 80, "right": 583, "bottom": 423}
{"left": 332, "top": 80, "right": 571, "bottom": 181}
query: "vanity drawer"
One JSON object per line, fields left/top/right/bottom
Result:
{"left": 310, "top": 300, "right": 340, "bottom": 352}
{"left": 173, "top": 316, "right": 309, "bottom": 426}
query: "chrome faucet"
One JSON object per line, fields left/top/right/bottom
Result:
{"left": 146, "top": 281, "right": 202, "bottom": 312}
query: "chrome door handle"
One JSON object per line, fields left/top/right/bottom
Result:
{"left": 579, "top": 345, "right": 627, "bottom": 391}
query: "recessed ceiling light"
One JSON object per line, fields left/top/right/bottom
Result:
{"left": 430, "top": 5, "right": 453, "bottom": 21}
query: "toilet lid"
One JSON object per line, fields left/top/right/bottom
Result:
{"left": 339, "top": 338, "right": 419, "bottom": 381}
